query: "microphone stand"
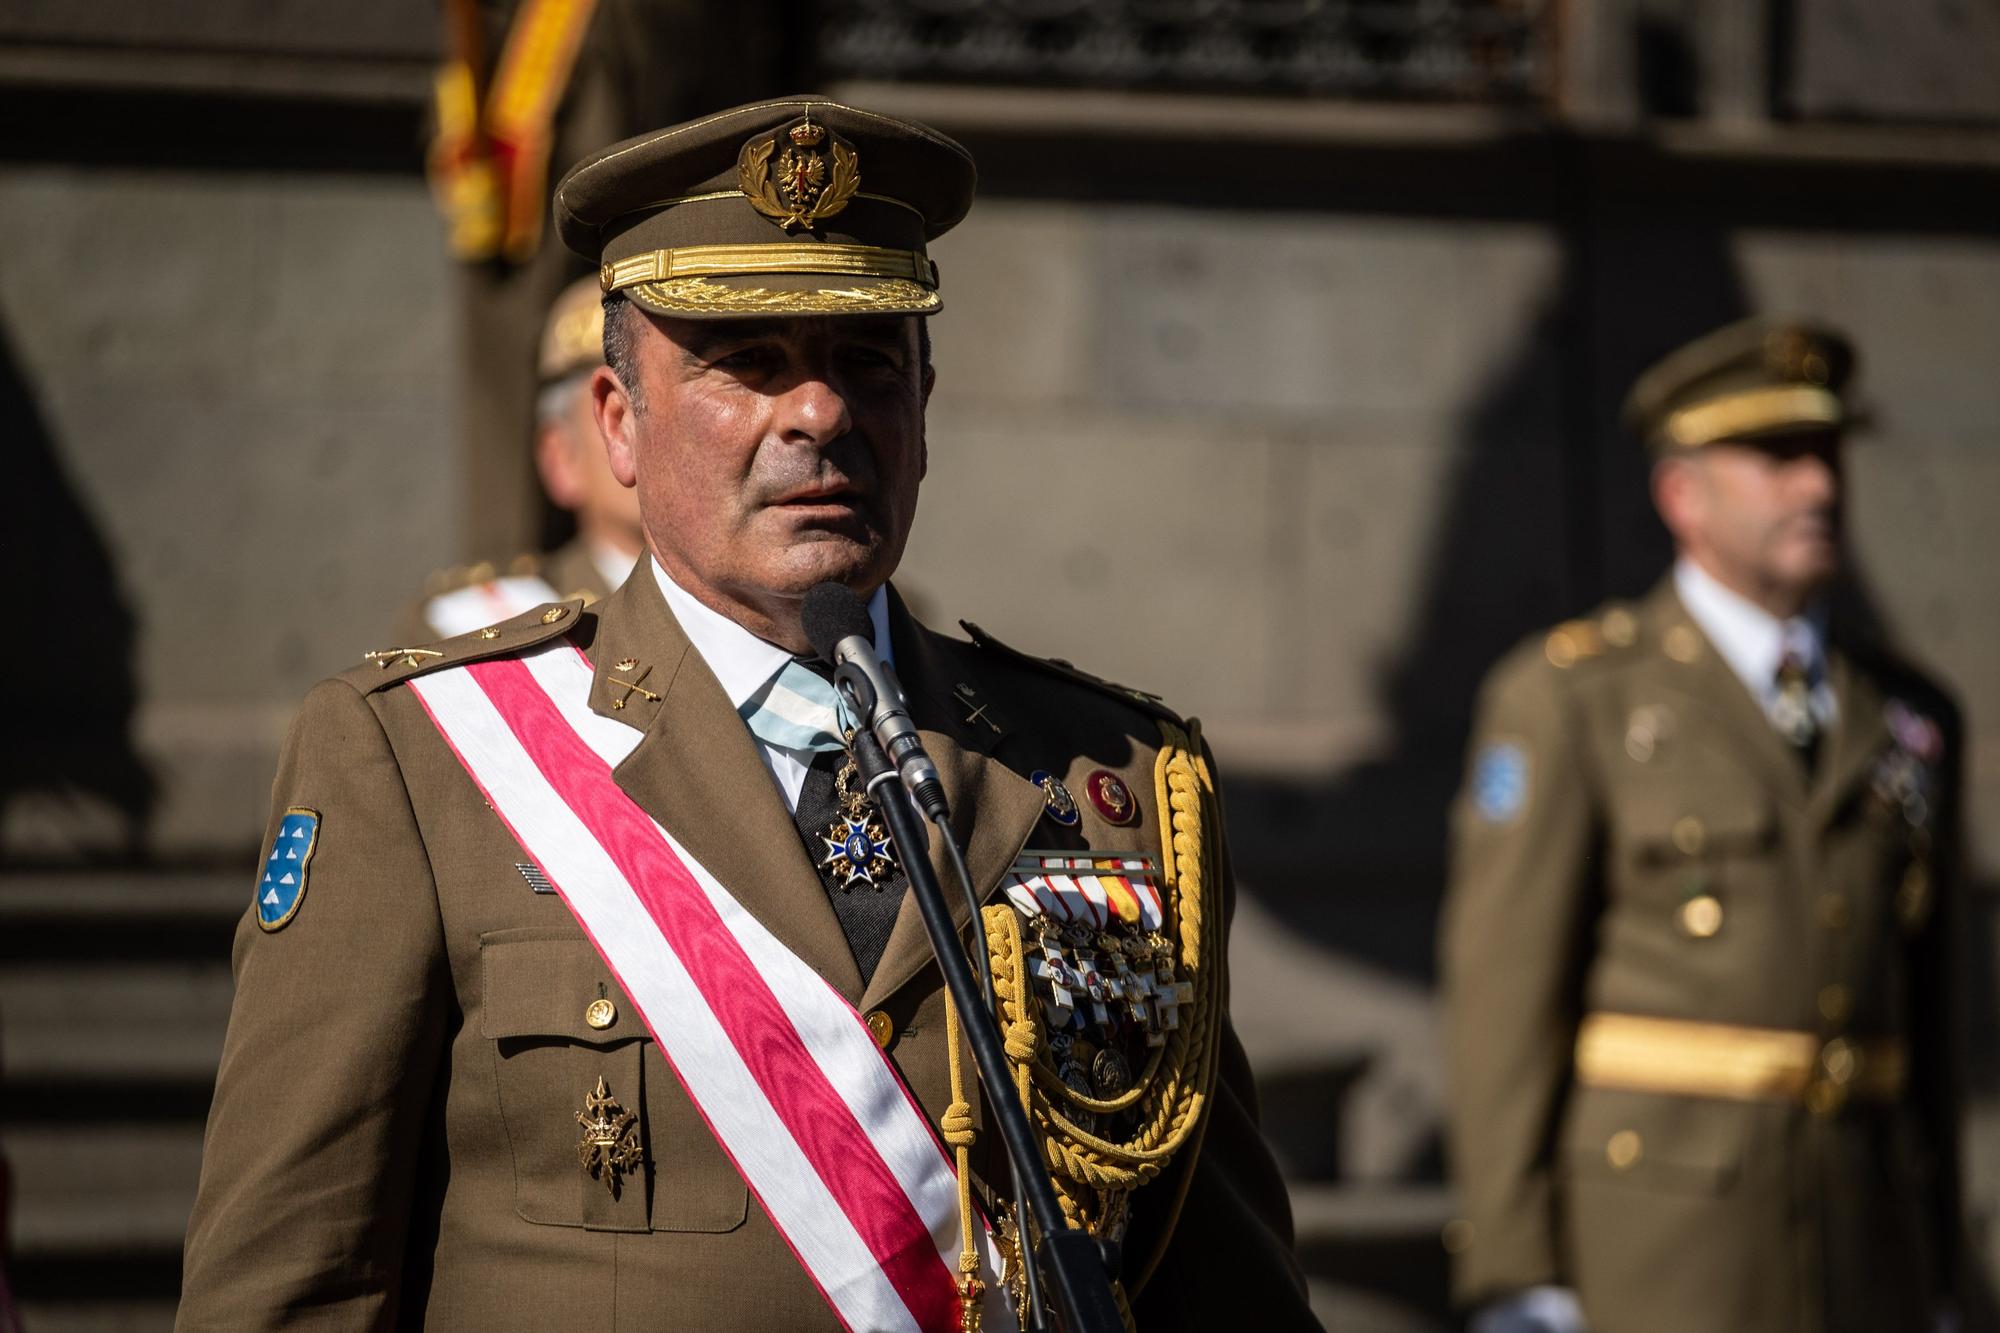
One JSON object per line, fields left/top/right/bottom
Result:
{"left": 838, "top": 714, "right": 1123, "bottom": 1333}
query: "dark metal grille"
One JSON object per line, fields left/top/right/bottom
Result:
{"left": 820, "top": 0, "right": 1555, "bottom": 102}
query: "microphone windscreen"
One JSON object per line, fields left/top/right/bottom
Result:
{"left": 802, "top": 582, "right": 874, "bottom": 664}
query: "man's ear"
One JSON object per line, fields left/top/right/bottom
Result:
{"left": 1651, "top": 453, "right": 1704, "bottom": 547}
{"left": 592, "top": 366, "right": 640, "bottom": 488}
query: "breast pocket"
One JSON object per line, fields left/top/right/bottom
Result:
{"left": 1616, "top": 786, "right": 1778, "bottom": 941}
{"left": 480, "top": 928, "right": 748, "bottom": 1234}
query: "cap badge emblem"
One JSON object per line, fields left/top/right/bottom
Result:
{"left": 740, "top": 113, "right": 861, "bottom": 232}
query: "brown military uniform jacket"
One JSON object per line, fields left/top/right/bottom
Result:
{"left": 178, "top": 568, "right": 1315, "bottom": 1331}
{"left": 1441, "top": 576, "right": 1963, "bottom": 1333}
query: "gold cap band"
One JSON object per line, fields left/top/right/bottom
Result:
{"left": 1662, "top": 384, "right": 1844, "bottom": 450}
{"left": 602, "top": 242, "right": 937, "bottom": 294}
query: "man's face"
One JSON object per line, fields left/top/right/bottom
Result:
{"left": 1656, "top": 429, "right": 1844, "bottom": 606}
{"left": 537, "top": 376, "right": 644, "bottom": 552}
{"left": 597, "top": 311, "right": 930, "bottom": 626}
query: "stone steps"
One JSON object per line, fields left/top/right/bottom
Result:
{"left": 0, "top": 868, "right": 1456, "bottom": 1331}
{"left": 2, "top": 871, "right": 242, "bottom": 1333}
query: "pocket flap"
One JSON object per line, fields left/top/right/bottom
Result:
{"left": 1625, "top": 787, "right": 1775, "bottom": 860}
{"left": 480, "top": 929, "right": 638, "bottom": 1045}
{"left": 1560, "top": 1086, "right": 1748, "bottom": 1195}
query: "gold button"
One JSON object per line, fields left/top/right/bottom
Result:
{"left": 584, "top": 998, "right": 617, "bottom": 1030}
{"left": 1818, "top": 984, "right": 1852, "bottom": 1024}
{"left": 1625, "top": 724, "right": 1656, "bottom": 764}
{"left": 478, "top": 627, "right": 500, "bottom": 640}
{"left": 541, "top": 606, "right": 569, "bottom": 624}
{"left": 1440, "top": 1218, "right": 1475, "bottom": 1255}
{"left": 1664, "top": 624, "right": 1702, "bottom": 663}
{"left": 1606, "top": 1129, "right": 1643, "bottom": 1170}
{"left": 1816, "top": 894, "right": 1850, "bottom": 930}
{"left": 1820, "top": 1036, "right": 1860, "bottom": 1085}
{"left": 1600, "top": 608, "right": 1638, "bottom": 648}
{"left": 1671, "top": 816, "right": 1706, "bottom": 857}
{"left": 1544, "top": 630, "right": 1578, "bottom": 669}
{"left": 1679, "top": 894, "right": 1724, "bottom": 939}
{"left": 864, "top": 1010, "right": 894, "bottom": 1048}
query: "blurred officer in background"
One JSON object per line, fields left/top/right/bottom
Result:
{"left": 403, "top": 277, "right": 641, "bottom": 640}
{"left": 1441, "top": 318, "right": 1964, "bottom": 1333}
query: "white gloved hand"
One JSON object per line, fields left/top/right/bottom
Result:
{"left": 1470, "top": 1286, "right": 1588, "bottom": 1333}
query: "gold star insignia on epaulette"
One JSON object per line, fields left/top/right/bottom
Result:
{"left": 363, "top": 647, "right": 446, "bottom": 670}
{"left": 1544, "top": 621, "right": 1603, "bottom": 669}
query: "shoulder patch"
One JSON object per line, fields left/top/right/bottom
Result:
{"left": 958, "top": 621, "right": 1183, "bottom": 724}
{"left": 256, "top": 807, "right": 320, "bottom": 930}
{"left": 342, "top": 599, "right": 587, "bottom": 694}
{"left": 1470, "top": 741, "right": 1530, "bottom": 823}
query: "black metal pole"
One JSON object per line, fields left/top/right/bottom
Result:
{"left": 845, "top": 726, "right": 1124, "bottom": 1333}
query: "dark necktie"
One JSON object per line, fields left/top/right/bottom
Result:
{"left": 1772, "top": 639, "right": 1821, "bottom": 773}
{"left": 786, "top": 665, "right": 907, "bottom": 984}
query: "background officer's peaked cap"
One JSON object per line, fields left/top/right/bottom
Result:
{"left": 554, "top": 96, "right": 978, "bottom": 320}
{"left": 1624, "top": 316, "right": 1859, "bottom": 454}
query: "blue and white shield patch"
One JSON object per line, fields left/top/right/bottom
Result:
{"left": 256, "top": 807, "right": 320, "bottom": 931}
{"left": 1471, "top": 742, "right": 1529, "bottom": 824}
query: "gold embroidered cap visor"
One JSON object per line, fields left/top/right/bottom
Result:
{"left": 554, "top": 97, "right": 977, "bottom": 320}
{"left": 1623, "top": 315, "right": 1859, "bottom": 454}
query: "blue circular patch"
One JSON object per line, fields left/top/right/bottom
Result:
{"left": 1471, "top": 743, "right": 1529, "bottom": 824}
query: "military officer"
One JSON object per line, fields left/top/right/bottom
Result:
{"left": 404, "top": 277, "right": 644, "bottom": 642}
{"left": 179, "top": 98, "right": 1317, "bottom": 1332}
{"left": 1440, "top": 318, "right": 1964, "bottom": 1333}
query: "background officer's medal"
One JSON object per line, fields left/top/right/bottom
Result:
{"left": 739, "top": 114, "right": 860, "bottom": 232}
{"left": 819, "top": 758, "right": 899, "bottom": 890}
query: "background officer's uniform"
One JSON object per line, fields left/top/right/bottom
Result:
{"left": 399, "top": 277, "right": 632, "bottom": 644}
{"left": 1440, "top": 321, "right": 1964, "bottom": 1333}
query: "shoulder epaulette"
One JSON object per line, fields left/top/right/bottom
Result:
{"left": 341, "top": 599, "right": 586, "bottom": 694}
{"left": 421, "top": 550, "right": 546, "bottom": 598}
{"left": 1544, "top": 603, "right": 1642, "bottom": 671}
{"left": 959, "top": 620, "right": 1184, "bottom": 724}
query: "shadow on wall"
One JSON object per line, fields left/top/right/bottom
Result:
{"left": 1232, "top": 213, "right": 1749, "bottom": 995}
{"left": 0, "top": 320, "right": 153, "bottom": 860}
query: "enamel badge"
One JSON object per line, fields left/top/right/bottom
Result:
{"left": 1031, "top": 770, "right": 1081, "bottom": 827}
{"left": 256, "top": 807, "right": 320, "bottom": 931}
{"left": 1084, "top": 770, "right": 1139, "bottom": 827}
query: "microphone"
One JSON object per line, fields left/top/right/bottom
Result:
{"left": 802, "top": 583, "right": 950, "bottom": 821}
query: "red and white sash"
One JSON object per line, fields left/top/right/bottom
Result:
{"left": 407, "top": 641, "right": 1012, "bottom": 1333}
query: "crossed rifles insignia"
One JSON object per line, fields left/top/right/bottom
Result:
{"left": 576, "top": 1075, "right": 643, "bottom": 1194}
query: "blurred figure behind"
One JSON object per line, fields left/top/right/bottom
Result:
{"left": 403, "top": 277, "right": 640, "bottom": 641}
{"left": 1441, "top": 318, "right": 1965, "bottom": 1333}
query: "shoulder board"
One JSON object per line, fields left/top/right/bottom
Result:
{"left": 1544, "top": 602, "right": 1642, "bottom": 671}
{"left": 340, "top": 600, "right": 586, "bottom": 694}
{"left": 958, "top": 620, "right": 1184, "bottom": 724}
{"left": 421, "top": 551, "right": 545, "bottom": 597}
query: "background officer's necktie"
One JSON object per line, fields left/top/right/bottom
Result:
{"left": 791, "top": 747, "right": 907, "bottom": 984}
{"left": 1770, "top": 621, "right": 1823, "bottom": 768}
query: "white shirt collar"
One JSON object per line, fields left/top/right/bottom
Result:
{"left": 649, "top": 558, "right": 893, "bottom": 709}
{"left": 1672, "top": 556, "right": 1829, "bottom": 703}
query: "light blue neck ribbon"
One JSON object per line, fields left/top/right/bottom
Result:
{"left": 738, "top": 659, "right": 851, "bottom": 754}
